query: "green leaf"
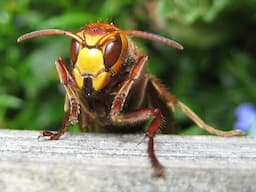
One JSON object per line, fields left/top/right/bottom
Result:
{"left": 39, "top": 12, "right": 96, "bottom": 29}
{"left": 0, "top": 94, "right": 23, "bottom": 109}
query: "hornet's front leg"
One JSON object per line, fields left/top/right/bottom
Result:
{"left": 40, "top": 57, "right": 80, "bottom": 140}
{"left": 109, "top": 55, "right": 165, "bottom": 177}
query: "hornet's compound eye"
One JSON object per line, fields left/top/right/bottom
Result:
{"left": 70, "top": 40, "right": 81, "bottom": 65}
{"left": 103, "top": 35, "right": 122, "bottom": 69}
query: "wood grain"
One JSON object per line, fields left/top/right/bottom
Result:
{"left": 0, "top": 129, "right": 255, "bottom": 192}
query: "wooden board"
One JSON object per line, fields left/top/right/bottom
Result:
{"left": 0, "top": 129, "right": 256, "bottom": 192}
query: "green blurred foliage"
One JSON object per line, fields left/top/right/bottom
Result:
{"left": 0, "top": 0, "right": 255, "bottom": 134}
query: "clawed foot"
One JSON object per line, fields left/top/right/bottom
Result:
{"left": 152, "top": 164, "right": 165, "bottom": 178}
{"left": 37, "top": 130, "right": 62, "bottom": 140}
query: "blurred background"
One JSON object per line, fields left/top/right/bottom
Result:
{"left": 0, "top": 0, "right": 255, "bottom": 135}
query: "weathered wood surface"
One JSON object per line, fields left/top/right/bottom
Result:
{"left": 0, "top": 129, "right": 256, "bottom": 192}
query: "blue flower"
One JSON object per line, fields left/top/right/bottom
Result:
{"left": 234, "top": 103, "right": 256, "bottom": 138}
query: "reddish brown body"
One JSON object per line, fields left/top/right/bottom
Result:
{"left": 18, "top": 23, "right": 244, "bottom": 177}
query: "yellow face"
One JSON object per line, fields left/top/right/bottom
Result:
{"left": 72, "top": 47, "right": 110, "bottom": 91}
{"left": 71, "top": 23, "right": 128, "bottom": 95}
